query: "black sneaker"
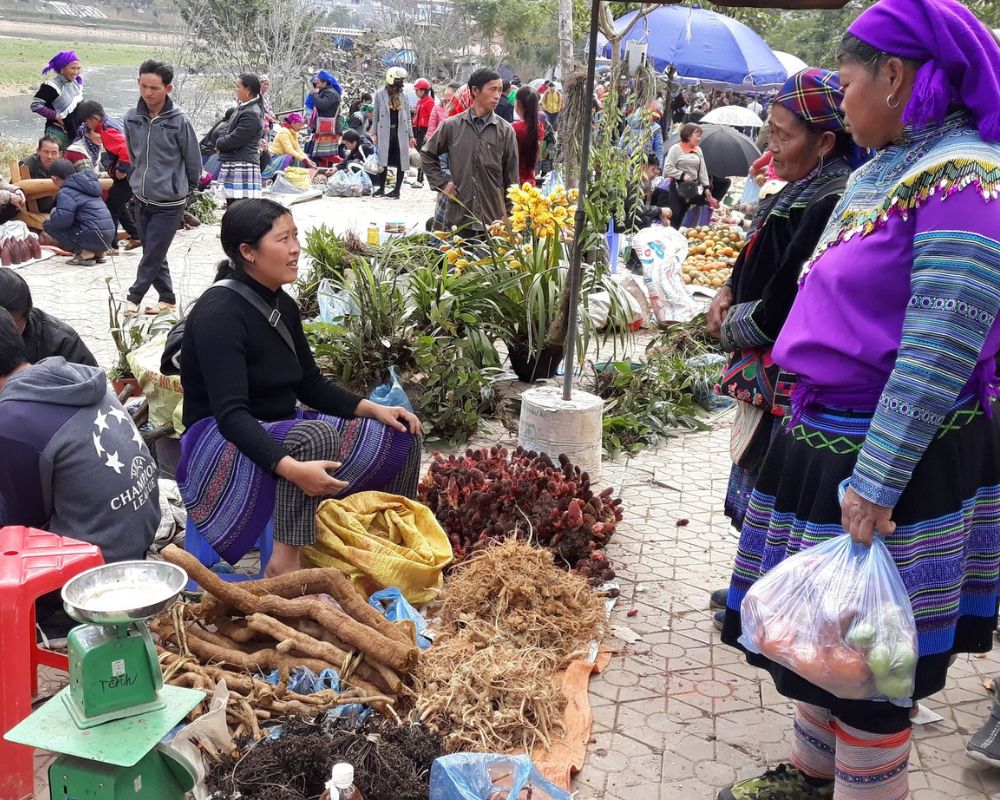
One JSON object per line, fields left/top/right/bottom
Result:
{"left": 967, "top": 678, "right": 1000, "bottom": 766}
{"left": 714, "top": 609, "right": 726, "bottom": 632}
{"left": 718, "top": 764, "right": 833, "bottom": 800}
{"left": 710, "top": 587, "right": 729, "bottom": 610}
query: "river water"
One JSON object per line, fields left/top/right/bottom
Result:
{"left": 0, "top": 64, "right": 226, "bottom": 141}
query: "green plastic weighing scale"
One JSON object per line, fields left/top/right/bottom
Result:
{"left": 4, "top": 561, "right": 205, "bottom": 799}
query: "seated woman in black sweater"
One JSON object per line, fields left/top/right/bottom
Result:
{"left": 177, "top": 199, "right": 422, "bottom": 576}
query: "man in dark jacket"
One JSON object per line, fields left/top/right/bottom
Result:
{"left": 496, "top": 80, "right": 515, "bottom": 123}
{"left": 124, "top": 59, "right": 201, "bottom": 316}
{"left": 77, "top": 99, "right": 141, "bottom": 252}
{"left": 0, "top": 267, "right": 96, "bottom": 366}
{"left": 43, "top": 159, "right": 116, "bottom": 265}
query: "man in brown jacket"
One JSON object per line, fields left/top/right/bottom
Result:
{"left": 421, "top": 68, "right": 519, "bottom": 234}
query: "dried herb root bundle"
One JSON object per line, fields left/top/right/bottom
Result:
{"left": 412, "top": 621, "right": 566, "bottom": 755}
{"left": 439, "top": 539, "right": 606, "bottom": 661}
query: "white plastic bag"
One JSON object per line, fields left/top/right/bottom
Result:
{"left": 629, "top": 226, "right": 700, "bottom": 324}
{"left": 740, "top": 532, "right": 918, "bottom": 705}
{"left": 363, "top": 153, "right": 384, "bottom": 174}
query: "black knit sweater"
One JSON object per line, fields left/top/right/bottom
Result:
{"left": 180, "top": 270, "right": 362, "bottom": 472}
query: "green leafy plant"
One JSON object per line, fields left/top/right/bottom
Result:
{"left": 105, "top": 278, "right": 176, "bottom": 381}
{"left": 411, "top": 335, "right": 502, "bottom": 447}
{"left": 186, "top": 191, "right": 219, "bottom": 225}
{"left": 592, "top": 352, "right": 714, "bottom": 458}
{"left": 296, "top": 225, "right": 370, "bottom": 318}
{"left": 304, "top": 259, "right": 413, "bottom": 392}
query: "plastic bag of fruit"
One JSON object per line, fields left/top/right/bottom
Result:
{"left": 739, "top": 532, "right": 918, "bottom": 706}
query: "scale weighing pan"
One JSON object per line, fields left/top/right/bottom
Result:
{"left": 62, "top": 561, "right": 188, "bottom": 624}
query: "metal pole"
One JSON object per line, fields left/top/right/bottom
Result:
{"left": 561, "top": 0, "right": 602, "bottom": 401}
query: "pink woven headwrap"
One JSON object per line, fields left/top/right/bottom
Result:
{"left": 847, "top": 0, "right": 1000, "bottom": 141}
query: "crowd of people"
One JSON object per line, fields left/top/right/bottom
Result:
{"left": 2, "top": 0, "right": 1000, "bottom": 797}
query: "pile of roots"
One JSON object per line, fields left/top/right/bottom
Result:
{"left": 412, "top": 540, "right": 606, "bottom": 754}
{"left": 207, "top": 714, "right": 442, "bottom": 800}
{"left": 154, "top": 545, "right": 420, "bottom": 736}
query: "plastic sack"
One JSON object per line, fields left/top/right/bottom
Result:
{"left": 629, "top": 226, "right": 700, "bottom": 325}
{"left": 317, "top": 278, "right": 358, "bottom": 322}
{"left": 369, "top": 587, "right": 432, "bottom": 649}
{"left": 363, "top": 153, "right": 384, "bottom": 174}
{"left": 302, "top": 490, "right": 454, "bottom": 605}
{"left": 126, "top": 334, "right": 184, "bottom": 429}
{"left": 430, "top": 753, "right": 571, "bottom": 800}
{"left": 369, "top": 365, "right": 414, "bottom": 413}
{"left": 324, "top": 170, "right": 354, "bottom": 198}
{"left": 168, "top": 680, "right": 234, "bottom": 800}
{"left": 283, "top": 166, "right": 312, "bottom": 190}
{"left": 739, "top": 532, "right": 918, "bottom": 706}
{"left": 348, "top": 162, "right": 374, "bottom": 195}
{"left": 271, "top": 174, "right": 306, "bottom": 195}
{"left": 265, "top": 666, "right": 370, "bottom": 723}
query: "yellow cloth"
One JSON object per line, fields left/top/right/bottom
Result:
{"left": 269, "top": 126, "right": 308, "bottom": 162}
{"left": 541, "top": 89, "right": 563, "bottom": 114}
{"left": 303, "top": 491, "right": 453, "bottom": 605}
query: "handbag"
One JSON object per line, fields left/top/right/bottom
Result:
{"left": 674, "top": 151, "right": 706, "bottom": 205}
{"left": 316, "top": 116, "right": 338, "bottom": 136}
{"left": 715, "top": 347, "right": 781, "bottom": 414}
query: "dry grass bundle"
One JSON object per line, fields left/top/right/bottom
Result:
{"left": 413, "top": 621, "right": 566, "bottom": 754}
{"left": 439, "top": 539, "right": 607, "bottom": 661}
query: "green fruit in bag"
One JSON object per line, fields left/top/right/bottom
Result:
{"left": 876, "top": 674, "right": 914, "bottom": 699}
{"left": 867, "top": 644, "right": 893, "bottom": 679}
{"left": 890, "top": 643, "right": 918, "bottom": 675}
{"left": 845, "top": 622, "right": 877, "bottom": 649}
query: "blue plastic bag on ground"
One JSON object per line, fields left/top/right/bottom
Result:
{"left": 369, "top": 365, "right": 414, "bottom": 413}
{"left": 264, "top": 666, "right": 371, "bottom": 723}
{"left": 369, "top": 587, "right": 431, "bottom": 649}
{"left": 430, "top": 754, "right": 570, "bottom": 800}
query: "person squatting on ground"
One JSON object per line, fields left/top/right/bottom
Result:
{"left": 176, "top": 199, "right": 423, "bottom": 578}
{"left": 19, "top": 136, "right": 61, "bottom": 213}
{"left": 124, "top": 59, "right": 201, "bottom": 317}
{"left": 42, "top": 158, "right": 115, "bottom": 266}
{"left": 0, "top": 268, "right": 96, "bottom": 366}
{"left": 75, "top": 100, "right": 142, "bottom": 252}
{"left": 372, "top": 67, "right": 416, "bottom": 198}
{"left": 717, "top": 0, "right": 1000, "bottom": 798}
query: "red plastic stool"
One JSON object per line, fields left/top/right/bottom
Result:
{"left": 0, "top": 526, "right": 104, "bottom": 800}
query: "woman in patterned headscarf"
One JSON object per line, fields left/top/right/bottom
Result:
{"left": 717, "top": 1, "right": 1000, "bottom": 798}
{"left": 30, "top": 50, "right": 84, "bottom": 149}
{"left": 708, "top": 68, "right": 858, "bottom": 569}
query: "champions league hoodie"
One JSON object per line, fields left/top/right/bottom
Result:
{"left": 0, "top": 358, "right": 159, "bottom": 563}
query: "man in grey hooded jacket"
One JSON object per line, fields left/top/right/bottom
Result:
{"left": 124, "top": 58, "right": 201, "bottom": 316}
{"left": 0, "top": 309, "right": 159, "bottom": 565}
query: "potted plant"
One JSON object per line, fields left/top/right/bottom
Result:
{"left": 439, "top": 184, "right": 632, "bottom": 382}
{"left": 106, "top": 278, "right": 177, "bottom": 395}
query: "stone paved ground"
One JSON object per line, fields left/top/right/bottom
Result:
{"left": 20, "top": 189, "right": 1000, "bottom": 799}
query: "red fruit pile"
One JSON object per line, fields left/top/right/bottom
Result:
{"left": 1, "top": 233, "right": 41, "bottom": 265}
{"left": 419, "top": 446, "right": 623, "bottom": 583}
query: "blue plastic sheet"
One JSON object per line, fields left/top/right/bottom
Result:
{"left": 264, "top": 666, "right": 371, "bottom": 723}
{"left": 368, "top": 365, "right": 414, "bottom": 413}
{"left": 369, "top": 587, "right": 432, "bottom": 649}
{"left": 430, "top": 754, "right": 570, "bottom": 800}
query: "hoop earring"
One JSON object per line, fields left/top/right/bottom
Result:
{"left": 886, "top": 93, "right": 900, "bottom": 109}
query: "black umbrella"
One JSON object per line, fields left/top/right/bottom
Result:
{"left": 666, "top": 123, "right": 761, "bottom": 178}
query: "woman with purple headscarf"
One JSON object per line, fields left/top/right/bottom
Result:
{"left": 30, "top": 51, "right": 83, "bottom": 150}
{"left": 718, "top": 1, "right": 1000, "bottom": 798}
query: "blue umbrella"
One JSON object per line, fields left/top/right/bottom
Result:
{"left": 600, "top": 5, "right": 785, "bottom": 87}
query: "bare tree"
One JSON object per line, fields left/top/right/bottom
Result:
{"left": 378, "top": 0, "right": 472, "bottom": 80}
{"left": 598, "top": 2, "right": 659, "bottom": 72}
